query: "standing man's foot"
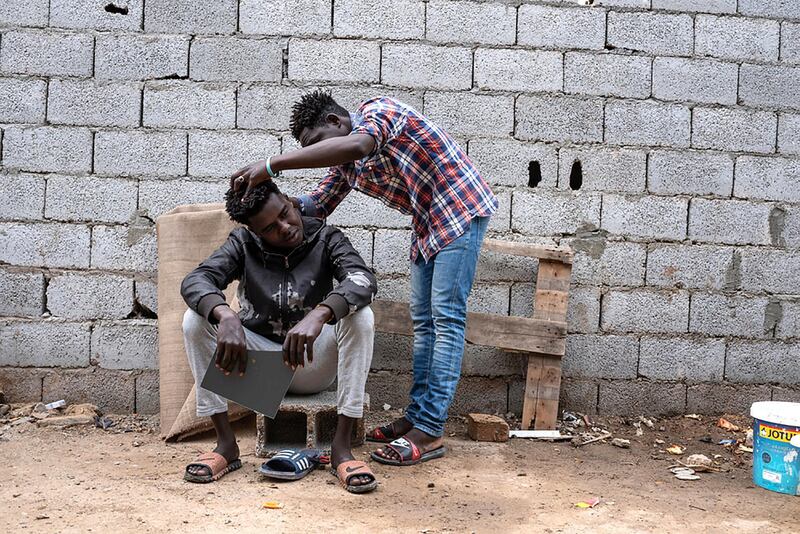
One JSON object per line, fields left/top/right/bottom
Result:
{"left": 371, "top": 427, "right": 445, "bottom": 465}
{"left": 366, "top": 416, "right": 414, "bottom": 443}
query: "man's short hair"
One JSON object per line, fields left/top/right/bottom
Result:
{"left": 290, "top": 90, "right": 348, "bottom": 141}
{"left": 225, "top": 180, "right": 282, "bottom": 225}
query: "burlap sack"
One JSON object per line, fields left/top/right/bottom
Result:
{"left": 156, "top": 203, "right": 250, "bottom": 441}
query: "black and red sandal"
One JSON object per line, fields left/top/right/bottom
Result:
{"left": 370, "top": 436, "right": 446, "bottom": 466}
{"left": 365, "top": 419, "right": 408, "bottom": 444}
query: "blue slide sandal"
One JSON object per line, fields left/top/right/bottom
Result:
{"left": 259, "top": 449, "right": 328, "bottom": 481}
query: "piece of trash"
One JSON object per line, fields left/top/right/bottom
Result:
{"left": 684, "top": 414, "right": 701, "bottom": 420}
{"left": 717, "top": 418, "right": 740, "bottom": 432}
{"left": 698, "top": 436, "right": 712, "bottom": 443}
{"left": 670, "top": 467, "right": 695, "bottom": 475}
{"left": 686, "top": 454, "right": 713, "bottom": 469}
{"left": 745, "top": 429, "right": 753, "bottom": 448}
{"left": 382, "top": 404, "right": 391, "bottom": 411}
{"left": 575, "top": 497, "right": 600, "bottom": 509}
{"left": 674, "top": 472, "right": 701, "bottom": 481}
{"left": 132, "top": 440, "right": 142, "bottom": 447}
{"left": 667, "top": 445, "right": 685, "bottom": 455}
{"left": 44, "top": 400, "right": 66, "bottom": 410}
{"left": 655, "top": 439, "right": 665, "bottom": 445}
{"left": 262, "top": 501, "right": 284, "bottom": 510}
{"left": 639, "top": 416, "right": 655, "bottom": 429}
{"left": 611, "top": 438, "right": 631, "bottom": 449}
{"left": 573, "top": 431, "right": 612, "bottom": 447}
{"left": 94, "top": 415, "right": 115, "bottom": 430}
{"left": 718, "top": 439, "right": 736, "bottom": 446}
{"left": 510, "top": 430, "right": 563, "bottom": 439}
{"left": 738, "top": 445, "right": 753, "bottom": 453}
{"left": 635, "top": 426, "right": 644, "bottom": 437}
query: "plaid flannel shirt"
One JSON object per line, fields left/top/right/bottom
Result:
{"left": 300, "top": 97, "right": 498, "bottom": 262}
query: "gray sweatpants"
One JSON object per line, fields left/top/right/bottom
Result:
{"left": 182, "top": 307, "right": 375, "bottom": 419}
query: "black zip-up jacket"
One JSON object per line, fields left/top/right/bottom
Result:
{"left": 180, "top": 216, "right": 377, "bottom": 343}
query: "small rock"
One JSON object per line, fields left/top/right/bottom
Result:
{"left": 611, "top": 438, "right": 631, "bottom": 449}
{"left": 36, "top": 415, "right": 94, "bottom": 428}
{"left": 0, "top": 405, "right": 10, "bottom": 417}
{"left": 428, "top": 482, "right": 435, "bottom": 488}
{"left": 132, "top": 440, "right": 142, "bottom": 447}
{"left": 66, "top": 404, "right": 100, "bottom": 417}
{"left": 466, "top": 413, "right": 509, "bottom": 443}
{"left": 745, "top": 429, "right": 754, "bottom": 448}
{"left": 686, "top": 453, "right": 712, "bottom": 467}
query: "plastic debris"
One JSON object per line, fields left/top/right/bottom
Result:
{"left": 382, "top": 404, "right": 391, "bottom": 411}
{"left": 44, "top": 400, "right": 66, "bottom": 410}
{"left": 717, "top": 418, "right": 740, "bottom": 432}
{"left": 639, "top": 416, "right": 655, "bottom": 429}
{"left": 745, "top": 429, "right": 754, "bottom": 448}
{"left": 738, "top": 445, "right": 753, "bottom": 453}
{"left": 667, "top": 445, "right": 685, "bottom": 455}
{"left": 674, "top": 472, "right": 701, "bottom": 481}
{"left": 575, "top": 497, "right": 600, "bottom": 509}
{"left": 611, "top": 438, "right": 631, "bottom": 449}
{"left": 685, "top": 454, "right": 713, "bottom": 471}
{"left": 94, "top": 415, "right": 115, "bottom": 430}
{"left": 684, "top": 414, "right": 701, "bottom": 420}
{"left": 262, "top": 501, "right": 284, "bottom": 510}
{"left": 718, "top": 439, "right": 737, "bottom": 446}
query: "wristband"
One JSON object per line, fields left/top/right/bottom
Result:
{"left": 265, "top": 156, "right": 280, "bottom": 178}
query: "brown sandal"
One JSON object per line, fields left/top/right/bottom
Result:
{"left": 184, "top": 452, "right": 242, "bottom": 483}
{"left": 331, "top": 460, "right": 378, "bottom": 494}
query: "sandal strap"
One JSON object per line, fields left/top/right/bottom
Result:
{"left": 188, "top": 452, "right": 229, "bottom": 475}
{"left": 335, "top": 460, "right": 375, "bottom": 485}
{"left": 385, "top": 437, "right": 420, "bottom": 463}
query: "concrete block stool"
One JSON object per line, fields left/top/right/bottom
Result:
{"left": 255, "top": 392, "right": 369, "bottom": 457}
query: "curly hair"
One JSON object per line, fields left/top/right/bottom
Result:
{"left": 225, "top": 180, "right": 282, "bottom": 225}
{"left": 290, "top": 89, "right": 348, "bottom": 141}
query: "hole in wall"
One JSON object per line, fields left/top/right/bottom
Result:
{"left": 104, "top": 3, "right": 129, "bottom": 15}
{"left": 569, "top": 160, "right": 583, "bottom": 191}
{"left": 528, "top": 161, "right": 542, "bottom": 188}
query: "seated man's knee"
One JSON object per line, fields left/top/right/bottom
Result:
{"left": 182, "top": 308, "right": 208, "bottom": 337}
{"left": 347, "top": 305, "right": 374, "bottom": 334}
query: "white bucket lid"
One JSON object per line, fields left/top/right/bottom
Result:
{"left": 751, "top": 401, "right": 800, "bottom": 428}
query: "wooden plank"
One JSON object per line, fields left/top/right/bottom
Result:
{"left": 483, "top": 238, "right": 573, "bottom": 264}
{"left": 372, "top": 300, "right": 567, "bottom": 356}
{"left": 533, "top": 355, "right": 562, "bottom": 430}
{"left": 522, "top": 355, "right": 543, "bottom": 431}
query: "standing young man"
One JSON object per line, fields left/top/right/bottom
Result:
{"left": 232, "top": 91, "right": 497, "bottom": 466}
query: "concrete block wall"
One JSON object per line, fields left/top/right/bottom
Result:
{"left": 1, "top": 0, "right": 798, "bottom": 417}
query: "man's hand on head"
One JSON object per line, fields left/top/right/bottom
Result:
{"left": 230, "top": 159, "right": 271, "bottom": 195}
{"left": 212, "top": 305, "right": 248, "bottom": 377}
{"left": 282, "top": 305, "right": 333, "bottom": 370}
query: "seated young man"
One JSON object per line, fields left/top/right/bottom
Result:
{"left": 180, "top": 180, "right": 378, "bottom": 493}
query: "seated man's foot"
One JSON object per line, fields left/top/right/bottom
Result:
{"left": 330, "top": 445, "right": 373, "bottom": 487}
{"left": 371, "top": 427, "right": 445, "bottom": 465}
{"left": 366, "top": 416, "right": 414, "bottom": 443}
{"left": 185, "top": 440, "right": 240, "bottom": 478}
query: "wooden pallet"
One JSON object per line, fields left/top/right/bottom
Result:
{"left": 372, "top": 238, "right": 573, "bottom": 430}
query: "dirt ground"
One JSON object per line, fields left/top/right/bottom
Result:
{"left": 1, "top": 411, "right": 797, "bottom": 534}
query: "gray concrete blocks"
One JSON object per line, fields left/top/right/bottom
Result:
{"left": 776, "top": 300, "right": 800, "bottom": 339}
{"left": 738, "top": 0, "right": 800, "bottom": 18}
{"left": 689, "top": 293, "right": 772, "bottom": 338}
{"left": 475, "top": 49, "right": 563, "bottom": 92}
{"left": 426, "top": 0, "right": 516, "bottom": 45}
{"left": 288, "top": 39, "right": 380, "bottom": 83}
{"left": 778, "top": 113, "right": 800, "bottom": 155}
{"left": 43, "top": 367, "right": 136, "bottom": 413}
{"left": 599, "top": 380, "right": 687, "bottom": 416}
{"left": 45, "top": 176, "right": 138, "bottom": 224}
{"left": 652, "top": 0, "right": 736, "bottom": 13}
{"left": 639, "top": 335, "right": 725, "bottom": 381}
{"left": 782, "top": 23, "right": 800, "bottom": 63}
{"left": 48, "top": 79, "right": 142, "bottom": 128}
{"left": 0, "top": 77, "right": 47, "bottom": 124}
{"left": 190, "top": 37, "right": 283, "bottom": 82}
{"left": 468, "top": 139, "right": 558, "bottom": 188}
{"left": 138, "top": 179, "right": 225, "bottom": 221}
{"left": 563, "top": 334, "right": 639, "bottom": 379}
{"left": 0, "top": 320, "right": 90, "bottom": 367}
{"left": 601, "top": 289, "right": 690, "bottom": 333}
{"left": 648, "top": 150, "right": 734, "bottom": 196}
{"left": 334, "top": 0, "right": 424, "bottom": 40}
{"left": 95, "top": 34, "right": 190, "bottom": 81}
{"left": 3, "top": 126, "right": 92, "bottom": 174}
{"left": 237, "top": 85, "right": 306, "bottom": 131}
{"left": 687, "top": 383, "right": 772, "bottom": 414}
{"left": 90, "top": 223, "right": 158, "bottom": 273}
{"left": 518, "top": 5, "right": 606, "bottom": 50}
{"left": 50, "top": 0, "right": 143, "bottom": 30}
{"left": 646, "top": 244, "right": 735, "bottom": 291}
{"left": 143, "top": 82, "right": 236, "bottom": 129}
{"left": 134, "top": 370, "right": 159, "bottom": 414}
{"left": 94, "top": 130, "right": 187, "bottom": 177}
{"left": 512, "top": 190, "right": 602, "bottom": 236}
{"left": 727, "top": 340, "right": 800, "bottom": 384}
{"left": 565, "top": 52, "right": 651, "bottom": 99}
{"left": 696, "top": 14, "right": 779, "bottom": 62}
{"left": 569, "top": 240, "right": 647, "bottom": 287}
{"left": 372, "top": 229, "right": 412, "bottom": 275}
{"left": 692, "top": 107, "right": 777, "bottom": 154}
{"left": 382, "top": 44, "right": 472, "bottom": 90}
{"left": 688, "top": 199, "right": 773, "bottom": 246}
{"left": 607, "top": 11, "right": 693, "bottom": 56}
{"left": 558, "top": 147, "right": 646, "bottom": 193}
{"left": 0, "top": 367, "right": 45, "bottom": 403}
{"left": 0, "top": 222, "right": 91, "bottom": 269}
{"left": 739, "top": 64, "right": 800, "bottom": 110}
{"left": 0, "top": 173, "right": 46, "bottom": 220}
{"left": 240, "top": 0, "right": 329, "bottom": 35}
{"left": 558, "top": 379, "right": 599, "bottom": 415}
{"left": 516, "top": 95, "right": 604, "bottom": 143}
{"left": 134, "top": 279, "right": 158, "bottom": 314}
{"left": 0, "top": 30, "right": 93, "bottom": 77}
{"left": 188, "top": 131, "right": 280, "bottom": 178}
{"left": 652, "top": 57, "right": 737, "bottom": 105}
{"left": 425, "top": 92, "right": 514, "bottom": 137}
{"left": 92, "top": 320, "right": 158, "bottom": 370}
{"left": 601, "top": 194, "right": 688, "bottom": 241}
{"left": 48, "top": 272, "right": 133, "bottom": 320}
{"left": 144, "top": 0, "right": 237, "bottom": 34}
{"left": 605, "top": 100, "right": 691, "bottom": 148}
{"left": 735, "top": 156, "right": 800, "bottom": 202}
{"left": 739, "top": 249, "right": 800, "bottom": 294}
{"left": 0, "top": 270, "right": 44, "bottom": 317}
{"left": 0, "top": 0, "right": 48, "bottom": 26}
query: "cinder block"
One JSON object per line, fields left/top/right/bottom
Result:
{"left": 601, "top": 194, "right": 688, "bottom": 241}
{"left": 735, "top": 156, "right": 800, "bottom": 202}
{"left": 143, "top": 81, "right": 236, "bottom": 129}
{"left": 0, "top": 367, "right": 45, "bottom": 403}
{"left": 605, "top": 100, "right": 690, "bottom": 148}
{"left": 0, "top": 0, "right": 48, "bottom": 26}
{"left": 558, "top": 378, "right": 599, "bottom": 415}
{"left": 426, "top": 0, "right": 516, "bottom": 45}
{"left": 50, "top": 0, "right": 143, "bottom": 30}
{"left": 739, "top": 249, "right": 800, "bottom": 295}
{"left": 0, "top": 30, "right": 93, "bottom": 77}
{"left": 565, "top": 287, "right": 601, "bottom": 334}
{"left": 144, "top": 0, "right": 237, "bottom": 33}
{"left": 190, "top": 37, "right": 283, "bottom": 82}
{"left": 324, "top": 87, "right": 424, "bottom": 116}
{"left": 451, "top": 376, "right": 509, "bottom": 416}
{"left": 365, "top": 370, "right": 412, "bottom": 413}
{"left": 425, "top": 92, "right": 514, "bottom": 137}
{"left": 468, "top": 139, "right": 557, "bottom": 188}
{"left": 601, "top": 289, "right": 690, "bottom": 334}
{"left": 94, "top": 130, "right": 187, "bottom": 177}
{"left": 47, "top": 79, "right": 141, "bottom": 128}
{"left": 512, "top": 190, "right": 602, "bottom": 236}
{"left": 139, "top": 179, "right": 229, "bottom": 220}
{"left": 607, "top": 11, "right": 693, "bottom": 56}
{"left": 516, "top": 95, "right": 603, "bottom": 143}
{"left": 692, "top": 107, "right": 776, "bottom": 154}
{"left": 558, "top": 147, "right": 646, "bottom": 193}
{"left": 564, "top": 52, "right": 650, "bottom": 99}
{"left": 324, "top": 191, "right": 411, "bottom": 229}
{"left": 488, "top": 188, "right": 511, "bottom": 233}
{"left": 475, "top": 49, "right": 562, "bottom": 92}
{"left": 639, "top": 336, "right": 725, "bottom": 381}
{"left": 568, "top": 240, "right": 646, "bottom": 287}
{"left": 599, "top": 0, "right": 649, "bottom": 5}
{"left": 0, "top": 320, "right": 90, "bottom": 367}
{"left": 92, "top": 320, "right": 158, "bottom": 370}
{"left": 135, "top": 370, "right": 159, "bottom": 414}
{"left": 563, "top": 334, "right": 638, "bottom": 380}
{"left": 43, "top": 367, "right": 136, "bottom": 413}
{"left": 45, "top": 175, "right": 138, "bottom": 223}
{"left": 652, "top": 57, "right": 737, "bottom": 105}
{"left": 462, "top": 344, "right": 523, "bottom": 378}
{"left": 371, "top": 332, "right": 413, "bottom": 373}
{"left": 689, "top": 293, "right": 771, "bottom": 338}
{"left": 256, "top": 392, "right": 369, "bottom": 455}
{"left": 778, "top": 113, "right": 800, "bottom": 155}
{"left": 339, "top": 228, "right": 373, "bottom": 269}
{"left": 646, "top": 244, "right": 735, "bottom": 291}
{"left": 466, "top": 413, "right": 509, "bottom": 442}
{"left": 773, "top": 386, "right": 800, "bottom": 403}
{"left": 688, "top": 384, "right": 772, "bottom": 414}
{"left": 0, "top": 270, "right": 44, "bottom": 317}
{"left": 648, "top": 150, "right": 733, "bottom": 196}
{"left": 0, "top": 78, "right": 46, "bottom": 123}
{"left": 727, "top": 340, "right": 800, "bottom": 384}
{"left": 476, "top": 242, "right": 542, "bottom": 283}
{"left": 518, "top": 5, "right": 605, "bottom": 50}
{"left": 467, "top": 283, "right": 511, "bottom": 315}
{"left": 738, "top": 0, "right": 800, "bottom": 18}
{"left": 652, "top": 0, "right": 736, "bottom": 13}
{"left": 372, "top": 229, "right": 412, "bottom": 275}
{"left": 688, "top": 199, "right": 772, "bottom": 246}
{"left": 0, "top": 173, "right": 45, "bottom": 220}
{"left": 47, "top": 273, "right": 134, "bottom": 320}
{"left": 135, "top": 278, "right": 158, "bottom": 314}
{"left": 382, "top": 44, "right": 472, "bottom": 90}
{"left": 96, "top": 34, "right": 190, "bottom": 81}
{"left": 0, "top": 222, "right": 90, "bottom": 268}
{"left": 188, "top": 131, "right": 280, "bottom": 178}
{"left": 739, "top": 65, "right": 800, "bottom": 111}
{"left": 288, "top": 39, "right": 380, "bottom": 83}
{"left": 240, "top": 0, "right": 330, "bottom": 35}
{"left": 695, "top": 15, "right": 779, "bottom": 62}
{"left": 334, "top": 0, "right": 424, "bottom": 39}
{"left": 599, "top": 380, "right": 686, "bottom": 416}
{"left": 237, "top": 85, "right": 305, "bottom": 131}
{"left": 782, "top": 23, "right": 800, "bottom": 64}
{"left": 778, "top": 205, "right": 800, "bottom": 249}
{"left": 3, "top": 126, "right": 92, "bottom": 174}
{"left": 91, "top": 222, "right": 158, "bottom": 272}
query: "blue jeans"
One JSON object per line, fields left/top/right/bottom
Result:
{"left": 404, "top": 216, "right": 490, "bottom": 437}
